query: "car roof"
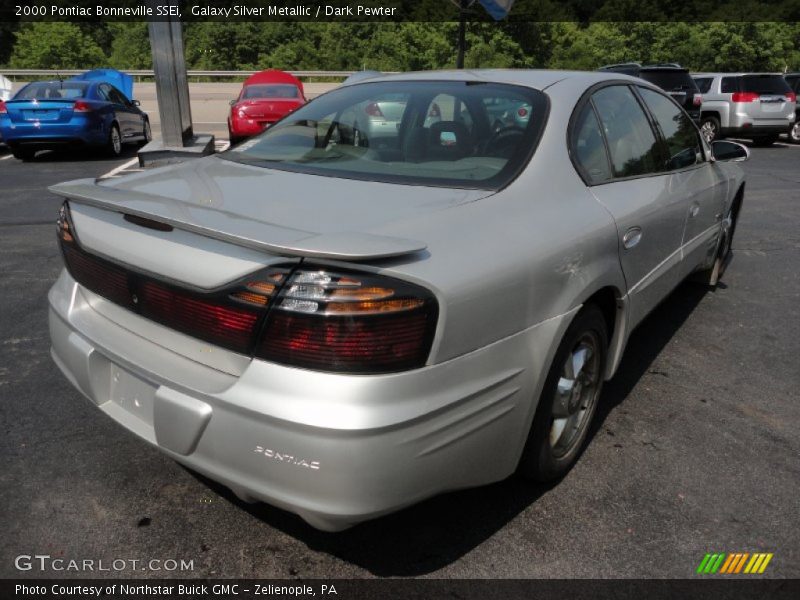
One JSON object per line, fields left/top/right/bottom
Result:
{"left": 692, "top": 72, "right": 787, "bottom": 77}
{"left": 350, "top": 69, "right": 643, "bottom": 91}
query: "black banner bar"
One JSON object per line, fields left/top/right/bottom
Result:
{"left": 2, "top": 579, "right": 800, "bottom": 600}
{"left": 2, "top": 0, "right": 800, "bottom": 22}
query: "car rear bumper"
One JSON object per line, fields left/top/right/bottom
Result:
{"left": 721, "top": 124, "right": 792, "bottom": 138}
{"left": 0, "top": 121, "right": 105, "bottom": 147}
{"left": 48, "top": 269, "right": 565, "bottom": 530}
{"left": 229, "top": 118, "right": 273, "bottom": 138}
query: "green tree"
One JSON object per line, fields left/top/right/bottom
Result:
{"left": 107, "top": 23, "right": 152, "bottom": 70}
{"left": 9, "top": 23, "right": 106, "bottom": 69}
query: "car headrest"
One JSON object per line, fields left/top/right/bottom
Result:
{"left": 428, "top": 121, "right": 473, "bottom": 160}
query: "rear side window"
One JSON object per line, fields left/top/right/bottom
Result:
{"left": 571, "top": 103, "right": 611, "bottom": 184}
{"left": 591, "top": 86, "right": 661, "bottom": 178}
{"left": 694, "top": 77, "right": 713, "bottom": 93}
{"left": 741, "top": 75, "right": 792, "bottom": 95}
{"left": 721, "top": 77, "right": 740, "bottom": 93}
{"left": 638, "top": 88, "right": 703, "bottom": 171}
{"left": 786, "top": 76, "right": 800, "bottom": 92}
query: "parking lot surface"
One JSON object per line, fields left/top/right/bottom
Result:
{"left": 0, "top": 142, "right": 798, "bottom": 578}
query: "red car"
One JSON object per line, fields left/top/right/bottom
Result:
{"left": 227, "top": 70, "right": 306, "bottom": 144}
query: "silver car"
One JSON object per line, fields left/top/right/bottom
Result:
{"left": 692, "top": 72, "right": 796, "bottom": 145}
{"left": 48, "top": 70, "right": 747, "bottom": 531}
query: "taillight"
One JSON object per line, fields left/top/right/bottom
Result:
{"left": 693, "top": 93, "right": 703, "bottom": 107}
{"left": 256, "top": 267, "right": 438, "bottom": 374}
{"left": 0, "top": 101, "right": 7, "bottom": 114}
{"left": 428, "top": 102, "right": 441, "bottom": 118}
{"left": 365, "top": 102, "right": 384, "bottom": 118}
{"left": 787, "top": 92, "right": 797, "bottom": 103}
{"left": 731, "top": 92, "right": 759, "bottom": 103}
{"left": 57, "top": 203, "right": 438, "bottom": 372}
{"left": 73, "top": 100, "right": 92, "bottom": 113}
{"left": 57, "top": 202, "right": 289, "bottom": 355}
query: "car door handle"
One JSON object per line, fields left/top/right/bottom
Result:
{"left": 622, "top": 227, "right": 642, "bottom": 250}
{"left": 689, "top": 202, "right": 700, "bottom": 218}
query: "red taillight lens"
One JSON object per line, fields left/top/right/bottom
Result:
{"left": 73, "top": 100, "right": 92, "bottom": 113}
{"left": 139, "top": 281, "right": 260, "bottom": 354}
{"left": 365, "top": 102, "right": 384, "bottom": 118}
{"left": 517, "top": 107, "right": 529, "bottom": 118}
{"left": 731, "top": 92, "right": 759, "bottom": 103}
{"left": 428, "top": 102, "right": 441, "bottom": 118}
{"left": 787, "top": 92, "right": 797, "bottom": 103}
{"left": 57, "top": 203, "right": 288, "bottom": 355}
{"left": 256, "top": 268, "right": 438, "bottom": 374}
{"left": 0, "top": 101, "right": 7, "bottom": 114}
{"left": 57, "top": 203, "right": 438, "bottom": 372}
{"left": 693, "top": 93, "right": 703, "bottom": 107}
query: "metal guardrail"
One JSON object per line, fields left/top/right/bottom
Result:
{"left": 1, "top": 69, "right": 378, "bottom": 79}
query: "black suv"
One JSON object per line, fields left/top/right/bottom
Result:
{"left": 598, "top": 63, "right": 703, "bottom": 124}
{"left": 785, "top": 72, "right": 800, "bottom": 143}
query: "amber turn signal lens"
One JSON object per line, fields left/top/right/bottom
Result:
{"left": 231, "top": 291, "right": 270, "bottom": 306}
{"left": 329, "top": 286, "right": 394, "bottom": 301}
{"left": 326, "top": 299, "right": 424, "bottom": 314}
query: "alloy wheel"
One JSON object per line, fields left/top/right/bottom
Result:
{"left": 550, "top": 331, "right": 602, "bottom": 457}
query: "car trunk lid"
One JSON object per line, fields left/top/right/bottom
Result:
{"left": 50, "top": 155, "right": 492, "bottom": 268}
{"left": 4, "top": 99, "right": 78, "bottom": 123}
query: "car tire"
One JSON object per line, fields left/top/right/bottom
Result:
{"left": 140, "top": 119, "right": 152, "bottom": 145}
{"left": 12, "top": 147, "right": 36, "bottom": 161}
{"left": 789, "top": 120, "right": 800, "bottom": 144}
{"left": 752, "top": 135, "right": 778, "bottom": 147}
{"left": 517, "top": 304, "right": 608, "bottom": 482}
{"left": 696, "top": 192, "right": 742, "bottom": 287}
{"left": 700, "top": 116, "right": 720, "bottom": 143}
{"left": 106, "top": 123, "right": 123, "bottom": 157}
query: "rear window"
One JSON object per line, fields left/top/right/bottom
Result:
{"left": 639, "top": 70, "right": 698, "bottom": 93}
{"left": 224, "top": 81, "right": 548, "bottom": 190}
{"left": 15, "top": 82, "right": 89, "bottom": 100}
{"left": 242, "top": 84, "right": 300, "bottom": 99}
{"left": 741, "top": 75, "right": 792, "bottom": 95}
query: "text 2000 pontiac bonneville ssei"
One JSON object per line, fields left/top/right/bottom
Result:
{"left": 48, "top": 70, "right": 747, "bottom": 530}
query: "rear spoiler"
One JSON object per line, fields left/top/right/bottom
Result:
{"left": 49, "top": 179, "right": 427, "bottom": 261}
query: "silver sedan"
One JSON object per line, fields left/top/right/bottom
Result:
{"left": 48, "top": 70, "right": 747, "bottom": 531}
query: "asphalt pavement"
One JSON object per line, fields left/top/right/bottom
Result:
{"left": 0, "top": 141, "right": 798, "bottom": 579}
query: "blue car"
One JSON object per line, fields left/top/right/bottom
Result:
{"left": 0, "top": 69, "right": 150, "bottom": 161}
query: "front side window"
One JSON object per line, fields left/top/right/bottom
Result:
{"left": 224, "top": 81, "right": 548, "bottom": 189}
{"left": 591, "top": 85, "right": 661, "bottom": 178}
{"left": 638, "top": 87, "right": 703, "bottom": 171}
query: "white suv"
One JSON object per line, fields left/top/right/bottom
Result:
{"left": 692, "top": 73, "right": 796, "bottom": 145}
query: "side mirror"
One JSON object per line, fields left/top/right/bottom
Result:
{"left": 711, "top": 140, "right": 750, "bottom": 162}
{"left": 131, "top": 99, "right": 141, "bottom": 106}
{"left": 229, "top": 99, "right": 237, "bottom": 106}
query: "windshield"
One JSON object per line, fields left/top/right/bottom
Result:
{"left": 223, "top": 80, "right": 548, "bottom": 189}
{"left": 15, "top": 82, "right": 89, "bottom": 100}
{"left": 242, "top": 84, "right": 300, "bottom": 99}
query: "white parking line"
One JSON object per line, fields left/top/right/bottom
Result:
{"left": 100, "top": 157, "right": 139, "bottom": 179}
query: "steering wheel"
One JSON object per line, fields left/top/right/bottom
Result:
{"left": 486, "top": 126, "right": 525, "bottom": 156}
